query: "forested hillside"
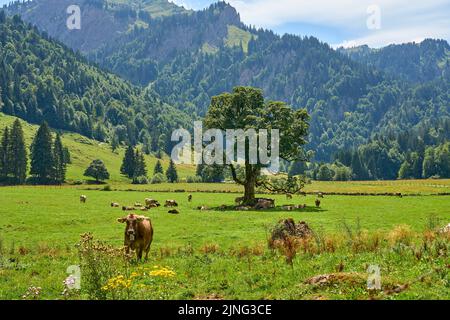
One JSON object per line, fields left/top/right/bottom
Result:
{"left": 339, "top": 39, "right": 450, "bottom": 83}
{"left": 4, "top": 0, "right": 450, "bottom": 164}
{"left": 0, "top": 12, "right": 191, "bottom": 153}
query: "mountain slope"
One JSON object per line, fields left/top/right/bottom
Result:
{"left": 339, "top": 39, "right": 450, "bottom": 83}
{"left": 0, "top": 12, "right": 191, "bottom": 153}
{"left": 6, "top": 1, "right": 450, "bottom": 161}
{"left": 5, "top": 0, "right": 190, "bottom": 52}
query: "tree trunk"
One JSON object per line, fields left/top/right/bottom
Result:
{"left": 243, "top": 164, "right": 256, "bottom": 205}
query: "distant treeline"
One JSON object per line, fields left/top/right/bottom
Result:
{"left": 287, "top": 119, "right": 450, "bottom": 181}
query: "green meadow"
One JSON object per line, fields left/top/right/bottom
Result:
{"left": 0, "top": 186, "right": 448, "bottom": 300}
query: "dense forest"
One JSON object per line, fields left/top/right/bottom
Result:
{"left": 0, "top": 12, "right": 191, "bottom": 153}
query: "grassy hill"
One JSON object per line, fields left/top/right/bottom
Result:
{"left": 0, "top": 113, "right": 195, "bottom": 183}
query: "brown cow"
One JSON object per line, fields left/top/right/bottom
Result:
{"left": 117, "top": 214, "right": 153, "bottom": 261}
{"left": 145, "top": 199, "right": 160, "bottom": 207}
{"left": 315, "top": 199, "right": 321, "bottom": 208}
{"left": 164, "top": 200, "right": 178, "bottom": 207}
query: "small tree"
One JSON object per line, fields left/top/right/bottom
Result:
{"left": 84, "top": 159, "right": 110, "bottom": 183}
{"left": 9, "top": 119, "right": 27, "bottom": 184}
{"left": 153, "top": 160, "right": 164, "bottom": 175}
{"left": 166, "top": 159, "right": 178, "bottom": 183}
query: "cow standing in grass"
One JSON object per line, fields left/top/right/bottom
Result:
{"left": 80, "top": 195, "right": 87, "bottom": 203}
{"left": 117, "top": 214, "right": 153, "bottom": 261}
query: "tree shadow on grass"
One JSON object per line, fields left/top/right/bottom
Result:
{"left": 206, "top": 205, "right": 327, "bottom": 213}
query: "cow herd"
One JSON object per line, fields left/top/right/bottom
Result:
{"left": 79, "top": 192, "right": 326, "bottom": 261}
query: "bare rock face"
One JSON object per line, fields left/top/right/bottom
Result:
{"left": 270, "top": 218, "right": 313, "bottom": 243}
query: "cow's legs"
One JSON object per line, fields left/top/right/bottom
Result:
{"left": 144, "top": 244, "right": 151, "bottom": 261}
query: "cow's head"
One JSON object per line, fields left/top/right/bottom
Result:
{"left": 117, "top": 214, "right": 145, "bottom": 242}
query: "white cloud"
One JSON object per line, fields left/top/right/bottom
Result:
{"left": 226, "top": 0, "right": 450, "bottom": 47}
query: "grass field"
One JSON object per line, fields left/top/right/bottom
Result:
{"left": 1, "top": 113, "right": 449, "bottom": 300}
{"left": 0, "top": 185, "right": 448, "bottom": 300}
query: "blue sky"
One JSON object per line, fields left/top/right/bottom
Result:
{"left": 2, "top": 0, "right": 449, "bottom": 48}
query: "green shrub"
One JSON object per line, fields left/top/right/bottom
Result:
{"left": 132, "top": 175, "right": 149, "bottom": 185}
{"left": 150, "top": 173, "right": 166, "bottom": 184}
{"left": 186, "top": 175, "right": 202, "bottom": 183}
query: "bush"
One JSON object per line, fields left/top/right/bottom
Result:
{"left": 132, "top": 175, "right": 149, "bottom": 185}
{"left": 150, "top": 173, "right": 167, "bottom": 184}
{"left": 102, "top": 185, "right": 112, "bottom": 191}
{"left": 186, "top": 175, "right": 202, "bottom": 183}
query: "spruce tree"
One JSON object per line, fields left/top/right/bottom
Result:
{"left": 133, "top": 149, "right": 147, "bottom": 178}
{"left": 166, "top": 159, "right": 178, "bottom": 183}
{"left": 0, "top": 126, "right": 10, "bottom": 180}
{"left": 30, "top": 122, "right": 54, "bottom": 183}
{"left": 53, "top": 133, "right": 66, "bottom": 184}
{"left": 120, "top": 145, "right": 135, "bottom": 178}
{"left": 9, "top": 119, "right": 27, "bottom": 184}
{"left": 154, "top": 160, "right": 164, "bottom": 175}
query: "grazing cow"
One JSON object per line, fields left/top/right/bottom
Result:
{"left": 122, "top": 206, "right": 134, "bottom": 211}
{"left": 317, "top": 192, "right": 324, "bottom": 198}
{"left": 111, "top": 202, "right": 120, "bottom": 208}
{"left": 395, "top": 193, "right": 403, "bottom": 198}
{"left": 254, "top": 198, "right": 275, "bottom": 210}
{"left": 188, "top": 194, "right": 193, "bottom": 202}
{"left": 315, "top": 199, "right": 321, "bottom": 208}
{"left": 80, "top": 195, "right": 87, "bottom": 203}
{"left": 168, "top": 209, "right": 180, "bottom": 214}
{"left": 117, "top": 214, "right": 153, "bottom": 261}
{"left": 164, "top": 200, "right": 178, "bottom": 207}
{"left": 286, "top": 194, "right": 293, "bottom": 200}
{"left": 145, "top": 199, "right": 160, "bottom": 207}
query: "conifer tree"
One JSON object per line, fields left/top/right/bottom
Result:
{"left": 30, "top": 122, "right": 54, "bottom": 183}
{"left": 120, "top": 145, "right": 135, "bottom": 178}
{"left": 133, "top": 149, "right": 147, "bottom": 178}
{"left": 166, "top": 159, "right": 178, "bottom": 183}
{"left": 153, "top": 160, "right": 164, "bottom": 175}
{"left": 9, "top": 119, "right": 27, "bottom": 184}
{"left": 0, "top": 126, "right": 11, "bottom": 180}
{"left": 52, "top": 133, "right": 66, "bottom": 184}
